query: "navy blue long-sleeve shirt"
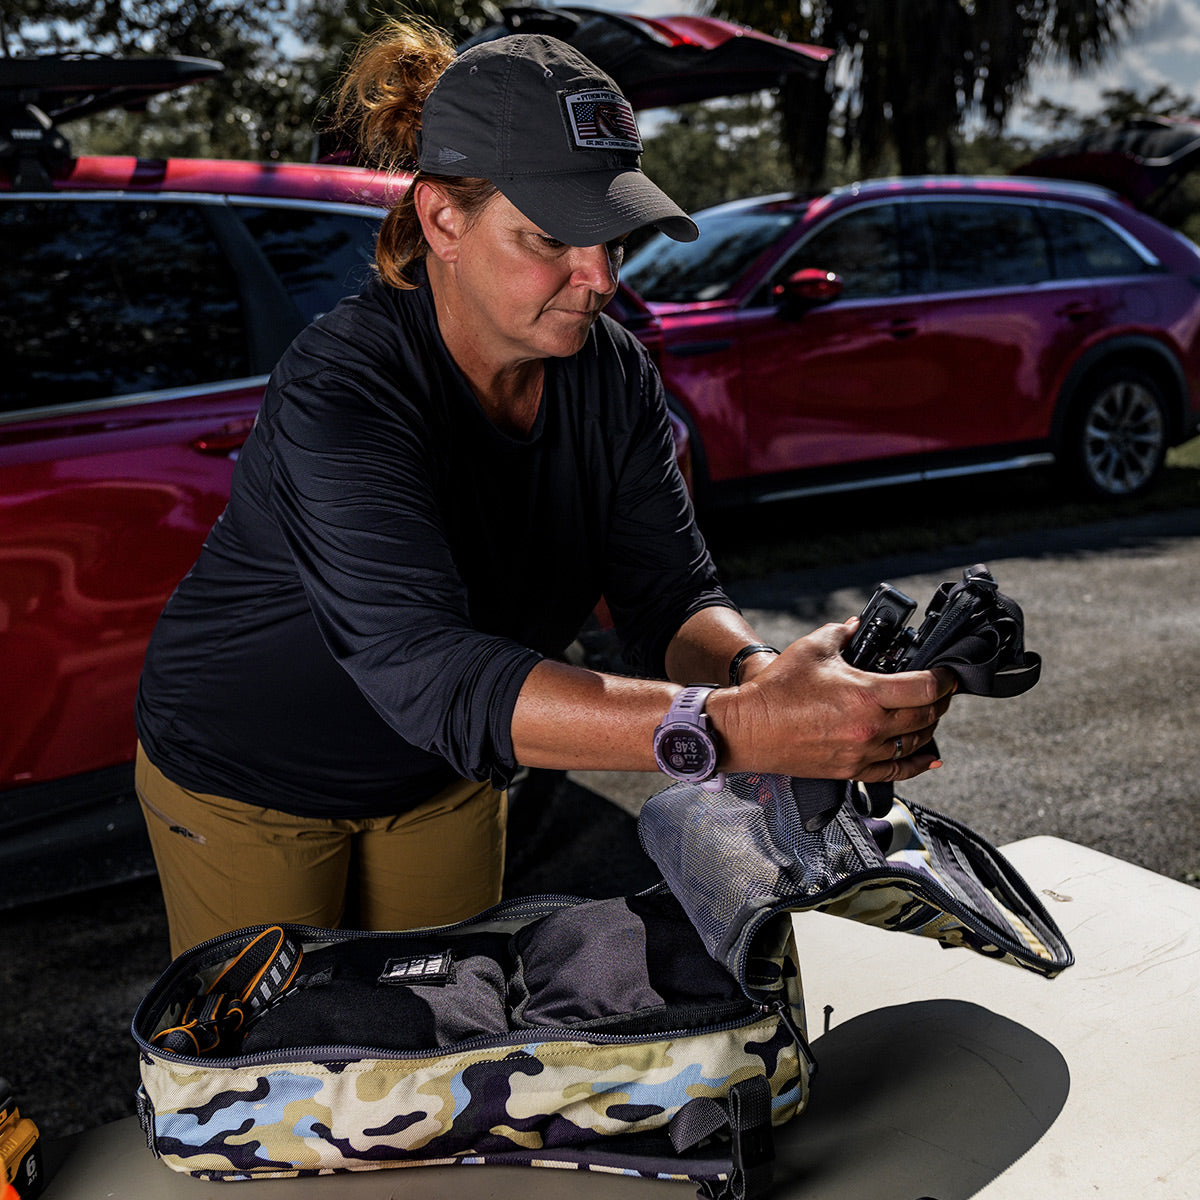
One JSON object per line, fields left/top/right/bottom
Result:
{"left": 135, "top": 271, "right": 731, "bottom": 817}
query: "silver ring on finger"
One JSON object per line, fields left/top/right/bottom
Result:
{"left": 893, "top": 736, "right": 905, "bottom": 760}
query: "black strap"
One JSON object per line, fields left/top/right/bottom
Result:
{"left": 904, "top": 565, "right": 1040, "bottom": 697}
{"left": 728, "top": 643, "right": 780, "bottom": 686}
{"left": 848, "top": 566, "right": 1040, "bottom": 819}
{"left": 150, "top": 926, "right": 302, "bottom": 1057}
{"left": 671, "top": 1075, "right": 774, "bottom": 1200}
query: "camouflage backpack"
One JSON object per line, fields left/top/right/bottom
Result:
{"left": 132, "top": 770, "right": 1071, "bottom": 1198}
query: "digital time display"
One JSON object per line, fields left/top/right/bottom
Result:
{"left": 657, "top": 729, "right": 715, "bottom": 777}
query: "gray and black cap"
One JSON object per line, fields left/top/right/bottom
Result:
{"left": 417, "top": 34, "right": 698, "bottom": 246}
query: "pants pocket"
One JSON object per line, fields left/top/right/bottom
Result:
{"left": 136, "top": 787, "right": 207, "bottom": 844}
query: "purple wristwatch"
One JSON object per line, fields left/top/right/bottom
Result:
{"left": 652, "top": 685, "right": 724, "bottom": 791}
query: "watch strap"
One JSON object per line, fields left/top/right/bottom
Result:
{"left": 654, "top": 686, "right": 724, "bottom": 791}
{"left": 670, "top": 684, "right": 717, "bottom": 722}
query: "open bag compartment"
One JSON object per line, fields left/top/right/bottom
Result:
{"left": 131, "top": 890, "right": 811, "bottom": 1182}
{"left": 136, "top": 891, "right": 765, "bottom": 1059}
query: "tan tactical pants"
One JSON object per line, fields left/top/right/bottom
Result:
{"left": 135, "top": 744, "right": 506, "bottom": 957}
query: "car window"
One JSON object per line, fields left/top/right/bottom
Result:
{"left": 234, "top": 204, "right": 381, "bottom": 321}
{"left": 623, "top": 209, "right": 795, "bottom": 302}
{"left": 787, "top": 203, "right": 907, "bottom": 299}
{"left": 1040, "top": 206, "right": 1154, "bottom": 279}
{"left": 921, "top": 201, "right": 1051, "bottom": 292}
{"left": 1, "top": 198, "right": 248, "bottom": 413}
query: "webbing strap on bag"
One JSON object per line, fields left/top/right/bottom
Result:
{"left": 670, "top": 1074, "right": 774, "bottom": 1200}
{"left": 150, "top": 926, "right": 302, "bottom": 1056}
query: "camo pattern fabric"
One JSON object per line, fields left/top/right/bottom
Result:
{"left": 801, "top": 792, "right": 1062, "bottom": 971}
{"left": 138, "top": 1017, "right": 807, "bottom": 1180}
{"left": 639, "top": 772, "right": 1072, "bottom": 980}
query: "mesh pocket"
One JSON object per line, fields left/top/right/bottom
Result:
{"left": 638, "top": 774, "right": 869, "bottom": 971}
{"left": 641, "top": 774, "right": 1073, "bottom": 978}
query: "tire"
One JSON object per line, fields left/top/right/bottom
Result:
{"left": 666, "top": 399, "right": 710, "bottom": 506}
{"left": 1067, "top": 366, "right": 1169, "bottom": 499}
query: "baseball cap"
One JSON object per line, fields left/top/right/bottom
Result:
{"left": 417, "top": 33, "right": 698, "bottom": 246}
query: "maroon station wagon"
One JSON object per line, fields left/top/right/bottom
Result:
{"left": 622, "top": 175, "right": 1200, "bottom": 508}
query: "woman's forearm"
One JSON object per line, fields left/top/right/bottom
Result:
{"left": 510, "top": 618, "right": 956, "bottom": 786}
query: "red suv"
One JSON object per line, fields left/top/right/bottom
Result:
{"left": 0, "top": 58, "right": 405, "bottom": 898}
{"left": 0, "top": 54, "right": 678, "bottom": 902}
{"left": 622, "top": 175, "right": 1200, "bottom": 508}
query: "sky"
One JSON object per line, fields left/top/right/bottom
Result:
{"left": 1020, "top": 0, "right": 1200, "bottom": 125}
{"left": 580, "top": 0, "right": 1200, "bottom": 134}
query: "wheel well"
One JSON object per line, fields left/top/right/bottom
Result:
{"left": 1056, "top": 342, "right": 1186, "bottom": 448}
{"left": 666, "top": 396, "right": 710, "bottom": 496}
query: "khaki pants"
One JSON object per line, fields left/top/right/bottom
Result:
{"left": 135, "top": 745, "right": 506, "bottom": 958}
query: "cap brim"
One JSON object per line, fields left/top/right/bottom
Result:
{"left": 495, "top": 167, "right": 698, "bottom": 246}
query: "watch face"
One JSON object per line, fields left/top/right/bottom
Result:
{"left": 657, "top": 727, "right": 716, "bottom": 779}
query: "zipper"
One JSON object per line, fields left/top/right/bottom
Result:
{"left": 134, "top": 1002, "right": 774, "bottom": 1069}
{"left": 727, "top": 856, "right": 1063, "bottom": 990}
{"left": 136, "top": 788, "right": 206, "bottom": 843}
{"left": 904, "top": 800, "right": 1071, "bottom": 966}
{"left": 761, "top": 998, "right": 818, "bottom": 1080}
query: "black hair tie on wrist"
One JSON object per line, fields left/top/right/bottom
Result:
{"left": 728, "top": 643, "right": 779, "bottom": 686}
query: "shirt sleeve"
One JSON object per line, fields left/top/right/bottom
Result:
{"left": 260, "top": 368, "right": 541, "bottom": 788}
{"left": 598, "top": 342, "right": 737, "bottom": 677}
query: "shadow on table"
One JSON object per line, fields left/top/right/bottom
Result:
{"left": 775, "top": 999, "right": 1069, "bottom": 1199}
{"left": 507, "top": 775, "right": 1070, "bottom": 1198}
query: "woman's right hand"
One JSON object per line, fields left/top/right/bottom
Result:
{"left": 708, "top": 621, "right": 956, "bottom": 784}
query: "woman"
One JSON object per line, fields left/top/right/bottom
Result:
{"left": 135, "top": 20, "right": 953, "bottom": 956}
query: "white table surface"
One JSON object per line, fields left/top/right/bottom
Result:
{"left": 41, "top": 837, "right": 1200, "bottom": 1199}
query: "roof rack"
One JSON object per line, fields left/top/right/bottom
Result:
{"left": 0, "top": 54, "right": 222, "bottom": 190}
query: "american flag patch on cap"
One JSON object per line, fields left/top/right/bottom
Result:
{"left": 563, "top": 89, "right": 642, "bottom": 153}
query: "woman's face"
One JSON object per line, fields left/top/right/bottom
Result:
{"left": 436, "top": 191, "right": 625, "bottom": 366}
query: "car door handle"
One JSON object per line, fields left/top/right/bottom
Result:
{"left": 191, "top": 418, "right": 255, "bottom": 456}
{"left": 1055, "top": 301, "right": 1096, "bottom": 321}
{"left": 666, "top": 339, "right": 734, "bottom": 358}
{"left": 875, "top": 317, "right": 919, "bottom": 339}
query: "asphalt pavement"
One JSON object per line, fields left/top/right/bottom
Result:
{"left": 3, "top": 505, "right": 1198, "bottom": 1145}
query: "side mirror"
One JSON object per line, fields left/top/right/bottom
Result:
{"left": 772, "top": 268, "right": 843, "bottom": 311}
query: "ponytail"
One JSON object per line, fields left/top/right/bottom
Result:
{"left": 331, "top": 17, "right": 495, "bottom": 288}
{"left": 330, "top": 15, "right": 453, "bottom": 173}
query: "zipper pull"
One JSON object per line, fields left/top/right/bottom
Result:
{"left": 761, "top": 999, "right": 819, "bottom": 1080}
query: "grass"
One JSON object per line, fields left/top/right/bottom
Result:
{"left": 700, "top": 438, "right": 1200, "bottom": 581}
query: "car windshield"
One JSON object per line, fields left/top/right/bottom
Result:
{"left": 624, "top": 208, "right": 796, "bottom": 302}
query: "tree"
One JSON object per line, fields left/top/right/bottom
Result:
{"left": 640, "top": 94, "right": 795, "bottom": 214}
{"left": 699, "top": 0, "right": 1152, "bottom": 187}
{"left": 0, "top": 1, "right": 501, "bottom": 162}
{"left": 291, "top": 1, "right": 501, "bottom": 148}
